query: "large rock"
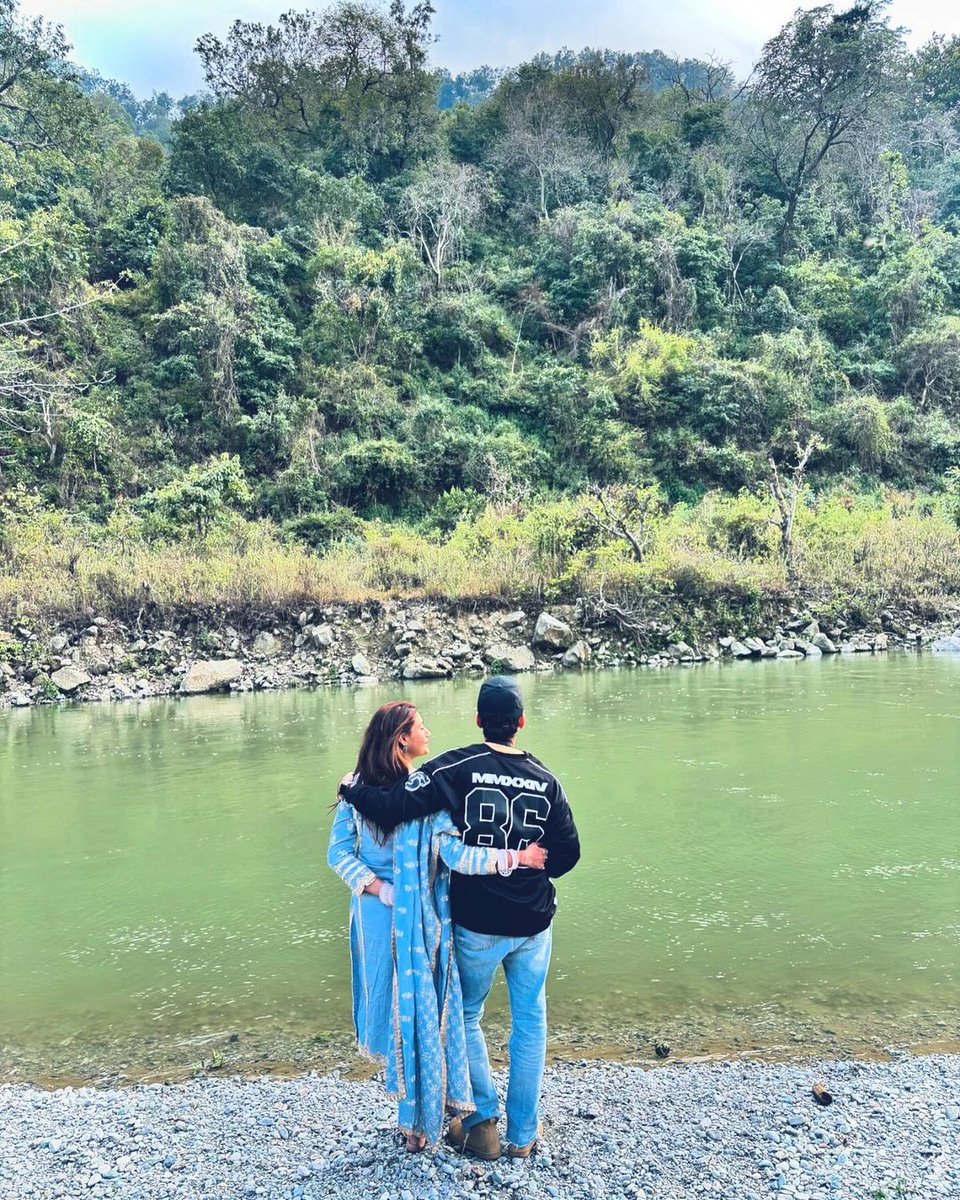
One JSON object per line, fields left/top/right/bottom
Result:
{"left": 812, "top": 632, "right": 838, "bottom": 654}
{"left": 499, "top": 610, "right": 526, "bottom": 628}
{"left": 252, "top": 631, "right": 281, "bottom": 658}
{"left": 402, "top": 658, "right": 449, "bottom": 680}
{"left": 666, "top": 641, "right": 695, "bottom": 660}
{"left": 440, "top": 642, "right": 471, "bottom": 660}
{"left": 351, "top": 652, "right": 372, "bottom": 675}
{"left": 729, "top": 640, "right": 754, "bottom": 658}
{"left": 533, "top": 611, "right": 574, "bottom": 650}
{"left": 483, "top": 643, "right": 535, "bottom": 672}
{"left": 50, "top": 666, "right": 91, "bottom": 694}
{"left": 562, "top": 640, "right": 592, "bottom": 667}
{"left": 179, "top": 659, "right": 243, "bottom": 694}
{"left": 932, "top": 629, "right": 960, "bottom": 653}
{"left": 49, "top": 633, "right": 70, "bottom": 653}
{"left": 305, "top": 624, "right": 334, "bottom": 650}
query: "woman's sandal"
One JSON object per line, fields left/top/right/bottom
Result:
{"left": 404, "top": 1132, "right": 427, "bottom": 1153}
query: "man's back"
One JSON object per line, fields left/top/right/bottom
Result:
{"left": 411, "top": 743, "right": 580, "bottom": 936}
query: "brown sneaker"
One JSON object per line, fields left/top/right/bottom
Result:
{"left": 445, "top": 1116, "right": 501, "bottom": 1161}
{"left": 505, "top": 1123, "right": 543, "bottom": 1158}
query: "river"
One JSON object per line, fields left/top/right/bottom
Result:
{"left": 1, "top": 654, "right": 958, "bottom": 1084}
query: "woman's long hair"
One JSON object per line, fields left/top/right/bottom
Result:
{"left": 354, "top": 701, "right": 417, "bottom": 840}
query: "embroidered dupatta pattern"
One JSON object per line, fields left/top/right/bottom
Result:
{"left": 386, "top": 811, "right": 478, "bottom": 1143}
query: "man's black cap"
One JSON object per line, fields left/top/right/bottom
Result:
{"left": 477, "top": 675, "right": 524, "bottom": 721}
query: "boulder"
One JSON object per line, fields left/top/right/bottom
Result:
{"left": 873, "top": 633, "right": 888, "bottom": 651}
{"left": 49, "top": 633, "right": 70, "bottom": 653}
{"left": 812, "top": 633, "right": 838, "bottom": 654}
{"left": 179, "top": 659, "right": 243, "bottom": 694}
{"left": 351, "top": 652, "right": 372, "bottom": 675}
{"left": 932, "top": 630, "right": 960, "bottom": 653}
{"left": 306, "top": 624, "right": 334, "bottom": 650}
{"left": 8, "top": 691, "right": 31, "bottom": 706}
{"left": 744, "top": 637, "right": 766, "bottom": 654}
{"left": 666, "top": 641, "right": 695, "bottom": 659}
{"left": 802, "top": 620, "right": 820, "bottom": 639}
{"left": 777, "top": 649, "right": 804, "bottom": 658}
{"left": 252, "top": 631, "right": 281, "bottom": 658}
{"left": 440, "top": 643, "right": 471, "bottom": 660}
{"left": 402, "top": 658, "right": 449, "bottom": 680}
{"left": 483, "top": 643, "right": 535, "bottom": 672}
{"left": 730, "top": 640, "right": 754, "bottom": 658}
{"left": 533, "top": 611, "right": 575, "bottom": 650}
{"left": 499, "top": 611, "right": 526, "bottom": 628}
{"left": 802, "top": 642, "right": 822, "bottom": 658}
{"left": 50, "top": 666, "right": 91, "bottom": 694}
{"left": 562, "top": 640, "right": 592, "bottom": 667}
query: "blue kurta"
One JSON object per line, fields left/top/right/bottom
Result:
{"left": 327, "top": 800, "right": 502, "bottom": 1143}
{"left": 327, "top": 802, "right": 394, "bottom": 1060}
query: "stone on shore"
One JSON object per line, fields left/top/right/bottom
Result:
{"left": 483, "top": 643, "right": 535, "bottom": 672}
{"left": 730, "top": 639, "right": 754, "bottom": 658}
{"left": 350, "top": 653, "right": 372, "bottom": 675}
{"left": 562, "top": 639, "right": 592, "bottom": 667}
{"left": 401, "top": 658, "right": 449, "bottom": 680}
{"left": 499, "top": 610, "right": 526, "bottom": 628}
{"left": 812, "top": 632, "right": 838, "bottom": 654}
{"left": 179, "top": 659, "right": 243, "bottom": 694}
{"left": 533, "top": 611, "right": 574, "bottom": 650}
{"left": 252, "top": 631, "right": 281, "bottom": 658}
{"left": 932, "top": 629, "right": 960, "bottom": 653}
{"left": 50, "top": 666, "right": 91, "bottom": 694}
{"left": 305, "top": 624, "right": 334, "bottom": 649}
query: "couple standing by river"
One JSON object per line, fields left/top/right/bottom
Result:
{"left": 328, "top": 675, "right": 581, "bottom": 1160}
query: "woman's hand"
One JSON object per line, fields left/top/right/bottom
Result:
{"left": 339, "top": 771, "right": 356, "bottom": 793}
{"left": 363, "top": 878, "right": 395, "bottom": 906}
{"left": 517, "top": 842, "right": 548, "bottom": 870}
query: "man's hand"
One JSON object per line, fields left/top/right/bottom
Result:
{"left": 517, "top": 842, "right": 548, "bottom": 870}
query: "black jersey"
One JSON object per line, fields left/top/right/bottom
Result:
{"left": 343, "top": 743, "right": 580, "bottom": 937}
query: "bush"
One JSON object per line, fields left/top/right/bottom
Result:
{"left": 284, "top": 507, "right": 364, "bottom": 551}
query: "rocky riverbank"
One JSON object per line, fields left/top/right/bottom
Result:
{"left": 2, "top": 596, "right": 959, "bottom": 709}
{"left": 2, "top": 1054, "right": 958, "bottom": 1200}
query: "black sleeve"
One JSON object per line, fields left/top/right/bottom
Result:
{"left": 341, "top": 771, "right": 445, "bottom": 834}
{"left": 544, "top": 786, "right": 581, "bottom": 879}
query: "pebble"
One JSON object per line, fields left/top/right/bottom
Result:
{"left": 0, "top": 1055, "right": 957, "bottom": 1199}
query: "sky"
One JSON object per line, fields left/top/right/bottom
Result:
{"left": 19, "top": 0, "right": 960, "bottom": 99}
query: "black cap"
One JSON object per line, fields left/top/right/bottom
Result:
{"left": 477, "top": 675, "right": 524, "bottom": 721}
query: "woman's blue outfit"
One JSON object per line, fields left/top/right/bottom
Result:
{"left": 328, "top": 802, "right": 502, "bottom": 1143}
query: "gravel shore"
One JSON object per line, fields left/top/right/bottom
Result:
{"left": 2, "top": 1054, "right": 958, "bottom": 1200}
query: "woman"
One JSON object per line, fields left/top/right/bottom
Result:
{"left": 328, "top": 700, "right": 546, "bottom": 1150}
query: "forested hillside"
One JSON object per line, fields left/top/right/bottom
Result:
{"left": 1, "top": 0, "right": 959, "bottom": 621}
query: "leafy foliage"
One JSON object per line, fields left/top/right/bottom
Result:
{"left": 0, "top": 0, "right": 958, "bottom": 613}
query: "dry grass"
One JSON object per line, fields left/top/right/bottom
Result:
{"left": 1, "top": 491, "right": 957, "bottom": 623}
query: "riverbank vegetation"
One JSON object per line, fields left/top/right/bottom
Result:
{"left": 1, "top": 0, "right": 959, "bottom": 625}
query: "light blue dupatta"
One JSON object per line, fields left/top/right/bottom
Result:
{"left": 385, "top": 810, "right": 479, "bottom": 1144}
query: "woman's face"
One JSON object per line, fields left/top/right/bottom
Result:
{"left": 403, "top": 710, "right": 431, "bottom": 760}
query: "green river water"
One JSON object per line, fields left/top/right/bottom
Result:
{"left": 1, "top": 654, "right": 958, "bottom": 1085}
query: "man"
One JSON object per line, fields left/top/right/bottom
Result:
{"left": 340, "top": 675, "right": 580, "bottom": 1161}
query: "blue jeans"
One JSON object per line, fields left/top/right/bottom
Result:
{"left": 454, "top": 924, "right": 552, "bottom": 1146}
